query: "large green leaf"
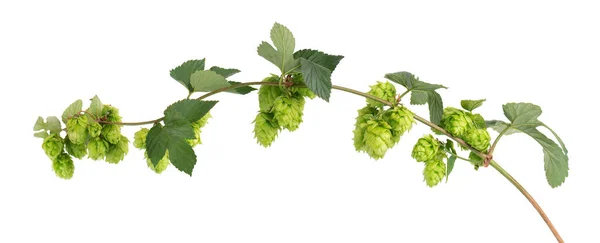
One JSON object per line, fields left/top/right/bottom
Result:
{"left": 293, "top": 49, "right": 344, "bottom": 72}
{"left": 299, "top": 58, "right": 332, "bottom": 101}
{"left": 257, "top": 23, "right": 297, "bottom": 73}
{"left": 460, "top": 99, "right": 485, "bottom": 112}
{"left": 88, "top": 95, "right": 103, "bottom": 118}
{"left": 164, "top": 99, "right": 218, "bottom": 124}
{"left": 209, "top": 66, "right": 240, "bottom": 78}
{"left": 61, "top": 99, "right": 83, "bottom": 123}
{"left": 170, "top": 59, "right": 206, "bottom": 92}
{"left": 146, "top": 117, "right": 197, "bottom": 176}
{"left": 485, "top": 120, "right": 521, "bottom": 135}
{"left": 225, "top": 81, "right": 257, "bottom": 95}
{"left": 520, "top": 126, "right": 569, "bottom": 187}
{"left": 503, "top": 102, "right": 542, "bottom": 127}
{"left": 190, "top": 70, "right": 231, "bottom": 92}
{"left": 410, "top": 90, "right": 428, "bottom": 105}
{"left": 385, "top": 72, "right": 417, "bottom": 89}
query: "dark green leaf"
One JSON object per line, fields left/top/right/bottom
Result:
{"left": 412, "top": 80, "right": 446, "bottom": 91}
{"left": 427, "top": 91, "right": 443, "bottom": 125}
{"left": 293, "top": 49, "right": 344, "bottom": 71}
{"left": 164, "top": 99, "right": 218, "bottom": 124}
{"left": 146, "top": 123, "right": 169, "bottom": 167}
{"left": 461, "top": 99, "right": 486, "bottom": 112}
{"left": 61, "top": 100, "right": 82, "bottom": 123}
{"left": 445, "top": 139, "right": 457, "bottom": 155}
{"left": 225, "top": 81, "right": 257, "bottom": 95}
{"left": 446, "top": 156, "right": 457, "bottom": 182}
{"left": 167, "top": 139, "right": 197, "bottom": 175}
{"left": 170, "top": 59, "right": 206, "bottom": 92}
{"left": 190, "top": 70, "right": 231, "bottom": 92}
{"left": 410, "top": 90, "right": 428, "bottom": 105}
{"left": 209, "top": 66, "right": 240, "bottom": 78}
{"left": 145, "top": 118, "right": 197, "bottom": 176}
{"left": 299, "top": 58, "right": 332, "bottom": 101}
{"left": 89, "top": 95, "right": 103, "bottom": 118}
{"left": 385, "top": 72, "right": 417, "bottom": 89}
{"left": 520, "top": 126, "right": 569, "bottom": 188}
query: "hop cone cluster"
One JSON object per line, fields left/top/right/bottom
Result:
{"left": 353, "top": 81, "right": 414, "bottom": 159}
{"left": 440, "top": 107, "right": 491, "bottom": 152}
{"left": 411, "top": 134, "right": 448, "bottom": 187}
{"left": 253, "top": 74, "right": 313, "bottom": 147}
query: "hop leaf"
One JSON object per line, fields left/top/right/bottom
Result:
{"left": 258, "top": 76, "right": 282, "bottom": 112}
{"left": 145, "top": 151, "right": 169, "bottom": 174}
{"left": 464, "top": 128, "right": 491, "bottom": 151}
{"left": 290, "top": 73, "right": 316, "bottom": 99}
{"left": 383, "top": 106, "right": 414, "bottom": 143}
{"left": 101, "top": 124, "right": 122, "bottom": 145}
{"left": 423, "top": 159, "right": 446, "bottom": 187}
{"left": 65, "top": 139, "right": 87, "bottom": 159}
{"left": 52, "top": 153, "right": 75, "bottom": 179}
{"left": 66, "top": 115, "right": 89, "bottom": 145}
{"left": 133, "top": 128, "right": 150, "bottom": 149}
{"left": 367, "top": 81, "right": 396, "bottom": 107}
{"left": 412, "top": 135, "right": 441, "bottom": 162}
{"left": 105, "top": 135, "right": 129, "bottom": 164}
{"left": 440, "top": 107, "right": 474, "bottom": 138}
{"left": 363, "top": 119, "right": 395, "bottom": 160}
{"left": 88, "top": 121, "right": 102, "bottom": 138}
{"left": 272, "top": 94, "right": 305, "bottom": 131}
{"left": 88, "top": 137, "right": 109, "bottom": 160}
{"left": 352, "top": 106, "right": 378, "bottom": 152}
{"left": 42, "top": 133, "right": 64, "bottom": 159}
{"left": 253, "top": 112, "right": 280, "bottom": 147}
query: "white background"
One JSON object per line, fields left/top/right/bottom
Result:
{"left": 1, "top": 1, "right": 598, "bottom": 242}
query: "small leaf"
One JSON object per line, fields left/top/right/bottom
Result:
{"left": 46, "top": 116, "right": 62, "bottom": 134}
{"left": 299, "top": 58, "right": 332, "bottom": 101}
{"left": 446, "top": 156, "right": 457, "bottom": 182}
{"left": 61, "top": 99, "right": 83, "bottom": 123}
{"left": 426, "top": 91, "right": 443, "bottom": 125}
{"left": 293, "top": 49, "right": 344, "bottom": 72}
{"left": 34, "top": 116, "right": 45, "bottom": 131}
{"left": 461, "top": 99, "right": 486, "bottom": 112}
{"left": 164, "top": 99, "right": 218, "bottom": 124}
{"left": 445, "top": 139, "right": 457, "bottom": 155}
{"left": 170, "top": 59, "right": 206, "bottom": 92}
{"left": 225, "top": 81, "right": 257, "bottom": 95}
{"left": 89, "top": 95, "right": 103, "bottom": 118}
{"left": 34, "top": 131, "right": 48, "bottom": 138}
{"left": 410, "top": 90, "right": 428, "bottom": 105}
{"left": 190, "top": 70, "right": 231, "bottom": 92}
{"left": 209, "top": 66, "right": 240, "bottom": 78}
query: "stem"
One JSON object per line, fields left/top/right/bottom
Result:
{"left": 489, "top": 126, "right": 510, "bottom": 156}
{"left": 398, "top": 89, "right": 410, "bottom": 100}
{"left": 489, "top": 160, "right": 564, "bottom": 242}
{"left": 447, "top": 151, "right": 473, "bottom": 163}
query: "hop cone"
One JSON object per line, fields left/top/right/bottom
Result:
{"left": 102, "top": 105, "right": 122, "bottom": 123}
{"left": 440, "top": 107, "right": 474, "bottom": 138}
{"left": 133, "top": 128, "right": 150, "bottom": 149}
{"left": 272, "top": 94, "right": 305, "bottom": 131}
{"left": 469, "top": 152, "right": 484, "bottom": 170}
{"left": 290, "top": 73, "right": 316, "bottom": 99}
{"left": 146, "top": 151, "right": 169, "bottom": 174}
{"left": 412, "top": 134, "right": 440, "bottom": 162}
{"left": 367, "top": 81, "right": 397, "bottom": 107}
{"left": 53, "top": 153, "right": 75, "bottom": 179}
{"left": 384, "top": 106, "right": 414, "bottom": 143}
{"left": 352, "top": 106, "right": 378, "bottom": 151}
{"left": 253, "top": 112, "right": 279, "bottom": 147}
{"left": 101, "top": 124, "right": 121, "bottom": 145}
{"left": 42, "top": 133, "right": 64, "bottom": 159}
{"left": 363, "top": 119, "right": 395, "bottom": 160}
{"left": 258, "top": 76, "right": 282, "bottom": 112}
{"left": 88, "top": 137, "right": 109, "bottom": 160}
{"left": 423, "top": 159, "right": 446, "bottom": 187}
{"left": 464, "top": 128, "right": 491, "bottom": 151}
{"left": 105, "top": 135, "right": 129, "bottom": 164}
{"left": 88, "top": 121, "right": 102, "bottom": 138}
{"left": 188, "top": 112, "right": 212, "bottom": 147}
{"left": 65, "top": 138, "right": 87, "bottom": 159}
{"left": 66, "top": 115, "right": 89, "bottom": 145}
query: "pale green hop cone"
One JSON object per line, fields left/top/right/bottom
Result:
{"left": 384, "top": 106, "right": 414, "bottom": 143}
{"left": 53, "top": 153, "right": 75, "bottom": 179}
{"left": 101, "top": 105, "right": 122, "bottom": 123}
{"left": 65, "top": 138, "right": 87, "bottom": 159}
{"left": 464, "top": 128, "right": 491, "bottom": 151}
{"left": 412, "top": 134, "right": 440, "bottom": 162}
{"left": 105, "top": 135, "right": 129, "bottom": 164}
{"left": 423, "top": 159, "right": 446, "bottom": 187}
{"left": 145, "top": 151, "right": 169, "bottom": 174}
{"left": 363, "top": 119, "right": 395, "bottom": 160}
{"left": 469, "top": 152, "right": 484, "bottom": 170}
{"left": 88, "top": 137, "right": 109, "bottom": 160}
{"left": 188, "top": 112, "right": 212, "bottom": 147}
{"left": 133, "top": 128, "right": 149, "bottom": 149}
{"left": 42, "top": 133, "right": 64, "bottom": 159}
{"left": 367, "top": 81, "right": 397, "bottom": 107}
{"left": 272, "top": 95, "right": 305, "bottom": 131}
{"left": 258, "top": 76, "right": 282, "bottom": 113}
{"left": 352, "top": 106, "right": 378, "bottom": 152}
{"left": 101, "top": 124, "right": 122, "bottom": 145}
{"left": 66, "top": 115, "right": 89, "bottom": 145}
{"left": 440, "top": 107, "right": 474, "bottom": 138}
{"left": 290, "top": 73, "right": 316, "bottom": 99}
{"left": 253, "top": 112, "right": 279, "bottom": 147}
{"left": 88, "top": 121, "right": 102, "bottom": 138}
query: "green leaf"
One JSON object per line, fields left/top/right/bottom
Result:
{"left": 190, "top": 70, "right": 231, "bottom": 92}
{"left": 386, "top": 71, "right": 445, "bottom": 124}
{"left": 520, "top": 126, "right": 569, "bottom": 188}
{"left": 299, "top": 58, "right": 332, "bottom": 101}
{"left": 257, "top": 23, "right": 297, "bottom": 73}
{"left": 293, "top": 49, "right": 344, "bottom": 71}
{"left": 170, "top": 59, "right": 206, "bottom": 92}
{"left": 445, "top": 139, "right": 457, "bottom": 155}
{"left": 164, "top": 99, "right": 218, "bottom": 124}
{"left": 209, "top": 66, "right": 240, "bottom": 78}
{"left": 46, "top": 116, "right": 61, "bottom": 134}
{"left": 88, "top": 95, "right": 103, "bottom": 118}
{"left": 257, "top": 42, "right": 282, "bottom": 69}
{"left": 461, "top": 99, "right": 486, "bottom": 112}
{"left": 426, "top": 91, "right": 443, "bottom": 125}
{"left": 145, "top": 118, "right": 197, "bottom": 176}
{"left": 446, "top": 156, "right": 457, "bottom": 182}
{"left": 225, "top": 81, "right": 257, "bottom": 95}
{"left": 385, "top": 72, "right": 417, "bottom": 89}
{"left": 34, "top": 116, "right": 45, "bottom": 131}
{"left": 485, "top": 120, "right": 521, "bottom": 135}
{"left": 61, "top": 100, "right": 82, "bottom": 123}
{"left": 410, "top": 90, "right": 428, "bottom": 105}
{"left": 503, "top": 102, "right": 543, "bottom": 127}
{"left": 412, "top": 80, "right": 446, "bottom": 91}
{"left": 34, "top": 131, "right": 48, "bottom": 138}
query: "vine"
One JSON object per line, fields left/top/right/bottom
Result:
{"left": 33, "top": 23, "right": 568, "bottom": 242}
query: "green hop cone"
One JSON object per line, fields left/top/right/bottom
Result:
{"left": 367, "top": 81, "right": 397, "bottom": 107}
{"left": 290, "top": 73, "right": 316, "bottom": 99}
{"left": 88, "top": 121, "right": 102, "bottom": 138}
{"left": 66, "top": 115, "right": 89, "bottom": 145}
{"left": 258, "top": 76, "right": 282, "bottom": 112}
{"left": 88, "top": 137, "right": 109, "bottom": 160}
{"left": 52, "top": 153, "right": 75, "bottom": 179}
{"left": 65, "top": 138, "right": 87, "bottom": 159}
{"left": 464, "top": 128, "right": 491, "bottom": 151}
{"left": 145, "top": 151, "right": 169, "bottom": 174}
{"left": 133, "top": 128, "right": 149, "bottom": 149}
{"left": 352, "top": 106, "right": 378, "bottom": 152}
{"left": 188, "top": 112, "right": 212, "bottom": 147}
{"left": 253, "top": 112, "right": 280, "bottom": 147}
{"left": 101, "top": 124, "right": 121, "bottom": 145}
{"left": 440, "top": 107, "right": 474, "bottom": 138}
{"left": 101, "top": 105, "right": 122, "bottom": 122}
{"left": 423, "top": 159, "right": 446, "bottom": 187}
{"left": 412, "top": 134, "right": 441, "bottom": 162}
{"left": 384, "top": 106, "right": 414, "bottom": 143}
{"left": 363, "top": 119, "right": 395, "bottom": 160}
{"left": 105, "top": 135, "right": 129, "bottom": 164}
{"left": 42, "top": 133, "right": 64, "bottom": 159}
{"left": 272, "top": 94, "right": 305, "bottom": 131}
{"left": 469, "top": 152, "right": 484, "bottom": 170}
